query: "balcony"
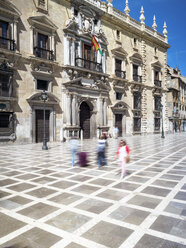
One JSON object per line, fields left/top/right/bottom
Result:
{"left": 133, "top": 74, "right": 142, "bottom": 83}
{"left": 154, "top": 80, "right": 162, "bottom": 87}
{"left": 0, "top": 37, "right": 15, "bottom": 51}
{"left": 75, "top": 58, "right": 102, "bottom": 72}
{"left": 115, "top": 70, "right": 126, "bottom": 79}
{"left": 34, "top": 47, "right": 54, "bottom": 61}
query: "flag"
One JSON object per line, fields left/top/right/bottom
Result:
{"left": 92, "top": 35, "right": 103, "bottom": 56}
{"left": 92, "top": 35, "right": 99, "bottom": 52}
{"left": 98, "top": 41, "right": 103, "bottom": 56}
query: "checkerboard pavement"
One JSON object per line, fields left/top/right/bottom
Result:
{"left": 0, "top": 133, "right": 186, "bottom": 248}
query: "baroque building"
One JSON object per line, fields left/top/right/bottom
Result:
{"left": 167, "top": 66, "right": 186, "bottom": 133}
{"left": 0, "top": 0, "right": 170, "bottom": 143}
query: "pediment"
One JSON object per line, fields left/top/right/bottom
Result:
{"left": 111, "top": 47, "right": 128, "bottom": 58}
{"left": 0, "top": 0, "right": 21, "bottom": 18}
{"left": 27, "top": 92, "right": 60, "bottom": 105}
{"left": 28, "top": 16, "right": 57, "bottom": 31}
{"left": 129, "top": 52, "right": 143, "bottom": 63}
{"left": 151, "top": 60, "right": 162, "bottom": 69}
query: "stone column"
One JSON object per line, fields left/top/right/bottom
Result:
{"left": 72, "top": 94, "right": 77, "bottom": 126}
{"left": 13, "top": 21, "right": 18, "bottom": 51}
{"left": 102, "top": 49, "right": 106, "bottom": 73}
{"left": 98, "top": 97, "right": 103, "bottom": 126}
{"left": 66, "top": 93, "right": 72, "bottom": 125}
{"left": 30, "top": 27, "right": 34, "bottom": 55}
{"left": 71, "top": 38, "right": 75, "bottom": 66}
{"left": 103, "top": 99, "right": 107, "bottom": 126}
{"left": 64, "top": 36, "right": 70, "bottom": 65}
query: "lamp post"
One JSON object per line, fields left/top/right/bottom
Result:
{"left": 41, "top": 90, "right": 48, "bottom": 150}
{"left": 160, "top": 103, "right": 165, "bottom": 138}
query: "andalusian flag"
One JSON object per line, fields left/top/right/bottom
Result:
{"left": 92, "top": 35, "right": 103, "bottom": 56}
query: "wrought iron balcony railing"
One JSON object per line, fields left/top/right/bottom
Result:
{"left": 115, "top": 70, "right": 126, "bottom": 79}
{"left": 0, "top": 37, "right": 15, "bottom": 51}
{"left": 34, "top": 47, "right": 54, "bottom": 61}
{"left": 75, "top": 58, "right": 102, "bottom": 72}
{"left": 154, "top": 80, "right": 162, "bottom": 87}
{"left": 133, "top": 74, "right": 142, "bottom": 83}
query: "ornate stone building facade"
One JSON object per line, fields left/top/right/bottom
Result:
{"left": 0, "top": 0, "right": 170, "bottom": 143}
{"left": 167, "top": 66, "right": 186, "bottom": 133}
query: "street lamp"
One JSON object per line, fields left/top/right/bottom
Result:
{"left": 160, "top": 103, "right": 165, "bottom": 139}
{"left": 41, "top": 90, "right": 48, "bottom": 150}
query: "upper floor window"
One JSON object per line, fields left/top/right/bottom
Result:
{"left": 28, "top": 16, "right": 57, "bottom": 61}
{"left": 0, "top": 1, "right": 21, "bottom": 52}
{"left": 75, "top": 41, "right": 102, "bottom": 72}
{"left": 133, "top": 38, "right": 138, "bottom": 48}
{"left": 74, "top": 8, "right": 78, "bottom": 17}
{"left": 133, "top": 92, "right": 141, "bottom": 110}
{"left": 154, "top": 70, "right": 161, "bottom": 87}
{"left": 116, "top": 92, "right": 123, "bottom": 100}
{"left": 133, "top": 64, "right": 142, "bottom": 82}
{"left": 34, "top": 32, "right": 53, "bottom": 60}
{"left": 0, "top": 20, "right": 15, "bottom": 51}
{"left": 116, "top": 30, "right": 120, "bottom": 40}
{"left": 115, "top": 59, "right": 126, "bottom": 79}
{"left": 37, "top": 79, "right": 49, "bottom": 91}
{"left": 0, "top": 74, "right": 13, "bottom": 98}
{"left": 154, "top": 96, "right": 161, "bottom": 111}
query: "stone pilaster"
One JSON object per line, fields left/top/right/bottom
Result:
{"left": 103, "top": 98, "right": 107, "bottom": 126}
{"left": 66, "top": 93, "right": 71, "bottom": 125}
{"left": 72, "top": 94, "right": 77, "bottom": 126}
{"left": 141, "top": 39, "right": 148, "bottom": 134}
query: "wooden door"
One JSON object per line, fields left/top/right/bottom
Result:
{"left": 115, "top": 114, "right": 122, "bottom": 137}
{"left": 80, "top": 102, "right": 90, "bottom": 139}
{"left": 35, "top": 109, "right": 50, "bottom": 143}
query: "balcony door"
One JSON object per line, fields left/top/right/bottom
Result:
{"left": 82, "top": 44, "right": 95, "bottom": 70}
{"left": 0, "top": 21, "right": 10, "bottom": 49}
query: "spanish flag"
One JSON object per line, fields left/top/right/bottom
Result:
{"left": 92, "top": 35, "right": 99, "bottom": 52}
{"left": 92, "top": 35, "right": 103, "bottom": 56}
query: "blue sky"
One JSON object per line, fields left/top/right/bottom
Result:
{"left": 102, "top": 0, "right": 186, "bottom": 76}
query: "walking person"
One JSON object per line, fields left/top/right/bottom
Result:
{"left": 113, "top": 126, "right": 119, "bottom": 139}
{"left": 69, "top": 136, "right": 79, "bottom": 167}
{"left": 117, "top": 140, "right": 130, "bottom": 179}
{"left": 97, "top": 134, "right": 108, "bottom": 168}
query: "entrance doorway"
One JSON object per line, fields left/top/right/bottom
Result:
{"left": 80, "top": 102, "right": 90, "bottom": 139}
{"left": 115, "top": 114, "right": 122, "bottom": 137}
{"left": 35, "top": 109, "right": 50, "bottom": 143}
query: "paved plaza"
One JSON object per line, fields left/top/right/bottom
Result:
{"left": 0, "top": 133, "right": 186, "bottom": 248}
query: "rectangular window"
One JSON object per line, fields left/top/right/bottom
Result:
{"left": 133, "top": 117, "right": 141, "bottom": 132}
{"left": 115, "top": 59, "right": 122, "bottom": 71}
{"left": 134, "top": 92, "right": 141, "bottom": 109}
{"left": 0, "top": 73, "right": 10, "bottom": 97}
{"left": 154, "top": 96, "right": 161, "bottom": 111}
{"left": 154, "top": 71, "right": 159, "bottom": 80}
{"left": 37, "top": 79, "right": 48, "bottom": 91}
{"left": 133, "top": 64, "right": 138, "bottom": 76}
{"left": 116, "top": 92, "right": 123, "bottom": 100}
{"left": 82, "top": 43, "right": 95, "bottom": 70}
{"left": 38, "top": 33, "right": 48, "bottom": 49}
{"left": 116, "top": 30, "right": 120, "bottom": 40}
{"left": 0, "top": 112, "right": 10, "bottom": 128}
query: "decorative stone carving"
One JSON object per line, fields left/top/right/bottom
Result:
{"left": 65, "top": 16, "right": 79, "bottom": 30}
{"left": 31, "top": 62, "right": 53, "bottom": 74}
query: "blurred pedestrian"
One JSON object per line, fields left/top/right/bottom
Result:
{"left": 116, "top": 139, "right": 130, "bottom": 179}
{"left": 69, "top": 136, "right": 79, "bottom": 167}
{"left": 113, "top": 126, "right": 119, "bottom": 139}
{"left": 97, "top": 134, "right": 108, "bottom": 168}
